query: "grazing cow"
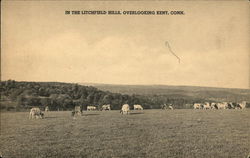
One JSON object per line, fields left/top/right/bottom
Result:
{"left": 169, "top": 105, "right": 174, "bottom": 110}
{"left": 238, "top": 101, "right": 247, "bottom": 109}
{"left": 161, "top": 104, "right": 174, "bottom": 110}
{"left": 134, "top": 104, "right": 143, "bottom": 110}
{"left": 232, "top": 102, "right": 242, "bottom": 109}
{"left": 29, "top": 107, "right": 44, "bottom": 119}
{"left": 217, "top": 102, "right": 228, "bottom": 109}
{"left": 161, "top": 104, "right": 168, "bottom": 110}
{"left": 194, "top": 103, "right": 203, "bottom": 109}
{"left": 203, "top": 102, "right": 211, "bottom": 110}
{"left": 211, "top": 103, "right": 218, "bottom": 109}
{"left": 72, "top": 106, "right": 82, "bottom": 117}
{"left": 101, "top": 104, "right": 111, "bottom": 111}
{"left": 45, "top": 106, "right": 49, "bottom": 112}
{"left": 230, "top": 102, "right": 239, "bottom": 109}
{"left": 120, "top": 104, "right": 130, "bottom": 115}
{"left": 87, "top": 106, "right": 97, "bottom": 111}
{"left": 227, "top": 102, "right": 235, "bottom": 109}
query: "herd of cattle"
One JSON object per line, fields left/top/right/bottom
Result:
{"left": 193, "top": 101, "right": 247, "bottom": 110}
{"left": 29, "top": 101, "right": 247, "bottom": 119}
{"left": 29, "top": 104, "right": 144, "bottom": 119}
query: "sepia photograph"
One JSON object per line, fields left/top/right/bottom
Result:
{"left": 1, "top": 0, "right": 250, "bottom": 157}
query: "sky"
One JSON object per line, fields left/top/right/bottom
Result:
{"left": 1, "top": 1, "right": 250, "bottom": 89}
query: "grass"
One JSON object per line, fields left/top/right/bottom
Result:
{"left": 1, "top": 109, "right": 250, "bottom": 158}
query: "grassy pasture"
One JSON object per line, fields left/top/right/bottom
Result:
{"left": 0, "top": 109, "right": 249, "bottom": 158}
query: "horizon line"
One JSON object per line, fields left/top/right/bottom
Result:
{"left": 1, "top": 79, "right": 249, "bottom": 90}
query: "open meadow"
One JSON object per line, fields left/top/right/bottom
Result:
{"left": 1, "top": 109, "right": 250, "bottom": 158}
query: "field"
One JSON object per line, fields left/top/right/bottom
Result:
{"left": 1, "top": 109, "right": 250, "bottom": 158}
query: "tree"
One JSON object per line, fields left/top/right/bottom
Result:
{"left": 87, "top": 93, "right": 95, "bottom": 104}
{"left": 17, "top": 95, "right": 24, "bottom": 107}
{"left": 40, "top": 97, "right": 51, "bottom": 107}
{"left": 102, "top": 94, "right": 113, "bottom": 105}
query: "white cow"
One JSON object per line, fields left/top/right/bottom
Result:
{"left": 45, "top": 106, "right": 49, "bottom": 112}
{"left": 217, "top": 102, "right": 228, "bottom": 109}
{"left": 194, "top": 103, "right": 203, "bottom": 109}
{"left": 169, "top": 105, "right": 174, "bottom": 110}
{"left": 238, "top": 101, "right": 247, "bottom": 109}
{"left": 87, "top": 106, "right": 97, "bottom": 111}
{"left": 72, "top": 106, "right": 82, "bottom": 117}
{"left": 29, "top": 107, "right": 44, "bottom": 119}
{"left": 134, "top": 104, "right": 143, "bottom": 110}
{"left": 203, "top": 102, "right": 211, "bottom": 110}
{"left": 120, "top": 104, "right": 130, "bottom": 115}
{"left": 101, "top": 104, "right": 111, "bottom": 111}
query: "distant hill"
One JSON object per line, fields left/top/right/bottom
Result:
{"left": 80, "top": 83, "right": 250, "bottom": 102}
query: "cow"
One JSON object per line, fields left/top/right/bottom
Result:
{"left": 134, "top": 104, "right": 143, "bottom": 110}
{"left": 161, "top": 104, "right": 168, "bottom": 110}
{"left": 217, "top": 102, "right": 228, "bottom": 109}
{"left": 120, "top": 104, "right": 130, "bottom": 115}
{"left": 169, "top": 105, "right": 174, "bottom": 110}
{"left": 203, "top": 102, "right": 211, "bottom": 110}
{"left": 29, "top": 107, "right": 44, "bottom": 119}
{"left": 194, "top": 103, "right": 203, "bottom": 109}
{"left": 87, "top": 106, "right": 97, "bottom": 111}
{"left": 101, "top": 104, "right": 111, "bottom": 111}
{"left": 229, "top": 102, "right": 239, "bottom": 109}
{"left": 227, "top": 102, "right": 235, "bottom": 109}
{"left": 45, "top": 106, "right": 49, "bottom": 112}
{"left": 72, "top": 106, "right": 82, "bottom": 117}
{"left": 238, "top": 101, "right": 247, "bottom": 109}
{"left": 211, "top": 103, "right": 218, "bottom": 109}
